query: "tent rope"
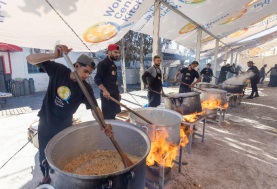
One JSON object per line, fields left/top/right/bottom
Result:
{"left": 44, "top": 0, "right": 94, "bottom": 54}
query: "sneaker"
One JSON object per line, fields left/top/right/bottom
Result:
{"left": 254, "top": 94, "right": 260, "bottom": 97}
{"left": 246, "top": 96, "right": 253, "bottom": 99}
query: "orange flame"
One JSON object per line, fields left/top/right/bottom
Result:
{"left": 180, "top": 127, "right": 189, "bottom": 147}
{"left": 146, "top": 128, "right": 178, "bottom": 168}
{"left": 182, "top": 112, "right": 203, "bottom": 123}
{"left": 223, "top": 102, "right": 229, "bottom": 109}
{"left": 201, "top": 98, "right": 222, "bottom": 110}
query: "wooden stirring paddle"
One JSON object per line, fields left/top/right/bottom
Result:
{"left": 63, "top": 54, "right": 133, "bottom": 168}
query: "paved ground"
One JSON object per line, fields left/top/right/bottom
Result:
{"left": 0, "top": 83, "right": 276, "bottom": 189}
{"left": 0, "top": 84, "right": 163, "bottom": 189}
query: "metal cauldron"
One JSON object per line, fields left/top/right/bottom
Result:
{"left": 129, "top": 108, "right": 182, "bottom": 145}
{"left": 196, "top": 82, "right": 211, "bottom": 88}
{"left": 200, "top": 89, "right": 227, "bottom": 118}
{"left": 45, "top": 120, "right": 151, "bottom": 189}
{"left": 200, "top": 88, "right": 227, "bottom": 103}
{"left": 164, "top": 92, "right": 202, "bottom": 115}
{"left": 221, "top": 83, "right": 244, "bottom": 94}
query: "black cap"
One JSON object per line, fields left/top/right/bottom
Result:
{"left": 76, "top": 54, "right": 95, "bottom": 68}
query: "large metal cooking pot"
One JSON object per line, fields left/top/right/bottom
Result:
{"left": 164, "top": 92, "right": 202, "bottom": 115}
{"left": 129, "top": 108, "right": 182, "bottom": 145}
{"left": 200, "top": 88, "right": 227, "bottom": 102}
{"left": 196, "top": 82, "right": 211, "bottom": 88}
{"left": 221, "top": 83, "right": 244, "bottom": 94}
{"left": 45, "top": 120, "right": 150, "bottom": 189}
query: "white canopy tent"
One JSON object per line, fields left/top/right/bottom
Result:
{"left": 0, "top": 0, "right": 154, "bottom": 51}
{"left": 1, "top": 0, "right": 277, "bottom": 52}
{"left": 1, "top": 0, "right": 277, "bottom": 84}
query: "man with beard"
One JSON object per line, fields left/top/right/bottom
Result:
{"left": 200, "top": 63, "right": 213, "bottom": 83}
{"left": 247, "top": 61, "right": 260, "bottom": 99}
{"left": 217, "top": 63, "right": 238, "bottom": 84}
{"left": 94, "top": 44, "right": 121, "bottom": 119}
{"left": 142, "top": 55, "right": 165, "bottom": 107}
{"left": 174, "top": 61, "right": 201, "bottom": 93}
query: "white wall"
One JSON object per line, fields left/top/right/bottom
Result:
{"left": 9, "top": 48, "right": 94, "bottom": 92}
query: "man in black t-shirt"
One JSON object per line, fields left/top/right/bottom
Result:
{"left": 94, "top": 44, "right": 121, "bottom": 119}
{"left": 246, "top": 61, "right": 260, "bottom": 99}
{"left": 174, "top": 61, "right": 201, "bottom": 93}
{"left": 200, "top": 63, "right": 213, "bottom": 83}
{"left": 142, "top": 55, "right": 165, "bottom": 107}
{"left": 218, "top": 63, "right": 238, "bottom": 84}
{"left": 26, "top": 44, "right": 113, "bottom": 186}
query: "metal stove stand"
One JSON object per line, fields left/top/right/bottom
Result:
{"left": 173, "top": 116, "right": 206, "bottom": 174}
{"left": 205, "top": 107, "right": 226, "bottom": 127}
{"left": 145, "top": 165, "right": 170, "bottom": 189}
{"left": 181, "top": 116, "right": 206, "bottom": 154}
{"left": 227, "top": 93, "right": 243, "bottom": 107}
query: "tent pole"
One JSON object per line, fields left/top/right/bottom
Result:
{"left": 152, "top": 0, "right": 161, "bottom": 60}
{"left": 152, "top": 0, "right": 163, "bottom": 83}
{"left": 196, "top": 28, "right": 202, "bottom": 62}
{"left": 213, "top": 39, "right": 219, "bottom": 84}
{"left": 121, "top": 38, "right": 127, "bottom": 93}
{"left": 230, "top": 52, "right": 234, "bottom": 65}
{"left": 140, "top": 33, "right": 145, "bottom": 90}
{"left": 224, "top": 46, "right": 228, "bottom": 64}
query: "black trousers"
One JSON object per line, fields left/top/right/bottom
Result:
{"left": 202, "top": 78, "right": 211, "bottom": 83}
{"left": 217, "top": 75, "right": 226, "bottom": 85}
{"left": 38, "top": 120, "right": 70, "bottom": 176}
{"left": 260, "top": 76, "right": 265, "bottom": 84}
{"left": 147, "top": 91, "right": 161, "bottom": 107}
{"left": 268, "top": 75, "right": 277, "bottom": 87}
{"left": 38, "top": 132, "right": 53, "bottom": 177}
{"left": 179, "top": 87, "right": 192, "bottom": 93}
{"left": 250, "top": 80, "right": 258, "bottom": 96}
{"left": 100, "top": 93, "right": 121, "bottom": 119}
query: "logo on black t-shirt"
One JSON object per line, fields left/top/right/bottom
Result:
{"left": 55, "top": 86, "right": 71, "bottom": 107}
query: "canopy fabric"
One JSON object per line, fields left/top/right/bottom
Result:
{"left": 0, "top": 0, "right": 276, "bottom": 53}
{"left": 0, "top": 42, "right": 23, "bottom": 52}
{"left": 201, "top": 30, "right": 277, "bottom": 58}
{"left": 132, "top": 0, "right": 277, "bottom": 51}
{"left": 0, "top": 0, "right": 153, "bottom": 51}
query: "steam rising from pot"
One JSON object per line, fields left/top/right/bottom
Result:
{"left": 224, "top": 72, "right": 254, "bottom": 85}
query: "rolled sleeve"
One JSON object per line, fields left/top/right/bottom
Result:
{"left": 195, "top": 71, "right": 200, "bottom": 79}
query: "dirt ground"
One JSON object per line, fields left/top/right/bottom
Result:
{"left": 0, "top": 85, "right": 276, "bottom": 189}
{"left": 165, "top": 85, "right": 277, "bottom": 189}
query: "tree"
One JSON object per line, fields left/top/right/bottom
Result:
{"left": 138, "top": 33, "right": 153, "bottom": 89}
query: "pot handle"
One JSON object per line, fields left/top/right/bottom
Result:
{"left": 126, "top": 171, "right": 135, "bottom": 180}
{"left": 141, "top": 125, "right": 149, "bottom": 132}
{"left": 123, "top": 171, "right": 135, "bottom": 186}
{"left": 102, "top": 180, "right": 112, "bottom": 189}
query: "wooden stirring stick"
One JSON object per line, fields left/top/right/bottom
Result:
{"left": 63, "top": 54, "right": 133, "bottom": 168}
